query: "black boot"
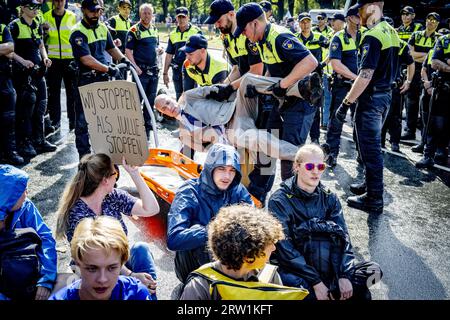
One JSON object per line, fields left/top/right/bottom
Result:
{"left": 33, "top": 139, "right": 57, "bottom": 153}
{"left": 415, "top": 156, "right": 434, "bottom": 169}
{"left": 350, "top": 182, "right": 366, "bottom": 195}
{"left": 18, "top": 138, "right": 37, "bottom": 158}
{"left": 411, "top": 143, "right": 424, "bottom": 153}
{"left": 347, "top": 193, "right": 384, "bottom": 214}
{"left": 391, "top": 142, "right": 400, "bottom": 152}
{"left": 4, "top": 150, "right": 25, "bottom": 165}
{"left": 434, "top": 149, "right": 448, "bottom": 166}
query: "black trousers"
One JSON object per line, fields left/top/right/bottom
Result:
{"left": 174, "top": 246, "right": 211, "bottom": 284}
{"left": 405, "top": 64, "right": 422, "bottom": 133}
{"left": 0, "top": 75, "right": 18, "bottom": 153}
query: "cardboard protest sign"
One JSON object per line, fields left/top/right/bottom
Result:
{"left": 78, "top": 80, "right": 149, "bottom": 166}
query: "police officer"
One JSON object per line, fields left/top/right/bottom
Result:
{"left": 342, "top": 0, "right": 400, "bottom": 213}
{"left": 297, "top": 12, "right": 329, "bottom": 145}
{"left": 329, "top": 13, "right": 345, "bottom": 34}
{"left": 70, "top": 0, "right": 126, "bottom": 159}
{"left": 43, "top": 0, "right": 76, "bottom": 131}
{"left": 10, "top": 0, "right": 56, "bottom": 157}
{"left": 312, "top": 12, "right": 334, "bottom": 39}
{"left": 125, "top": 3, "right": 163, "bottom": 139}
{"left": 107, "top": 0, "right": 131, "bottom": 54}
{"left": 234, "top": 3, "right": 318, "bottom": 181}
{"left": 205, "top": 0, "right": 263, "bottom": 92}
{"left": 0, "top": 22, "right": 24, "bottom": 165}
{"left": 397, "top": 6, "right": 423, "bottom": 42}
{"left": 163, "top": 6, "right": 202, "bottom": 100}
{"left": 181, "top": 34, "right": 229, "bottom": 90}
{"left": 322, "top": 5, "right": 361, "bottom": 168}
{"left": 259, "top": 1, "right": 273, "bottom": 22}
{"left": 402, "top": 12, "right": 440, "bottom": 141}
{"left": 416, "top": 31, "right": 450, "bottom": 168}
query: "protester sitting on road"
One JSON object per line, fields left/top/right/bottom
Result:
{"left": 180, "top": 204, "right": 291, "bottom": 300}
{"left": 167, "top": 143, "right": 253, "bottom": 284}
{"left": 55, "top": 153, "right": 159, "bottom": 297}
{"left": 155, "top": 72, "right": 322, "bottom": 161}
{"left": 268, "top": 144, "right": 383, "bottom": 300}
{"left": 0, "top": 164, "right": 57, "bottom": 300}
{"left": 50, "top": 216, "right": 154, "bottom": 300}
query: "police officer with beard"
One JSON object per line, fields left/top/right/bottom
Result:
{"left": 70, "top": 0, "right": 127, "bottom": 159}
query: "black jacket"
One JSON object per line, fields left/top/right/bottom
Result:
{"left": 268, "top": 176, "right": 356, "bottom": 287}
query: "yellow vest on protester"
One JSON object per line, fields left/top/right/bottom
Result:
{"left": 43, "top": 10, "right": 77, "bottom": 59}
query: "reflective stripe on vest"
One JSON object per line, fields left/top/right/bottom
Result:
{"left": 223, "top": 34, "right": 248, "bottom": 59}
{"left": 184, "top": 54, "right": 228, "bottom": 86}
{"left": 71, "top": 21, "right": 108, "bottom": 44}
{"left": 413, "top": 30, "right": 439, "bottom": 53}
{"left": 129, "top": 23, "right": 158, "bottom": 40}
{"left": 43, "top": 10, "right": 77, "bottom": 59}
{"left": 256, "top": 24, "right": 291, "bottom": 65}
{"left": 398, "top": 23, "right": 422, "bottom": 41}
{"left": 0, "top": 24, "right": 4, "bottom": 42}
{"left": 112, "top": 15, "right": 131, "bottom": 32}
{"left": 169, "top": 24, "right": 201, "bottom": 44}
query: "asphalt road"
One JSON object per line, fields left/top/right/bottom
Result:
{"left": 17, "top": 51, "right": 450, "bottom": 300}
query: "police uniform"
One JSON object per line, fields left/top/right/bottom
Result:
{"left": 252, "top": 22, "right": 314, "bottom": 180}
{"left": 165, "top": 23, "right": 202, "bottom": 99}
{"left": 9, "top": 13, "right": 56, "bottom": 156}
{"left": 70, "top": 9, "right": 116, "bottom": 158}
{"left": 397, "top": 22, "right": 423, "bottom": 42}
{"left": 43, "top": 6, "right": 77, "bottom": 130}
{"left": 325, "top": 27, "right": 361, "bottom": 161}
{"left": 126, "top": 21, "right": 160, "bottom": 137}
{"left": 381, "top": 40, "right": 414, "bottom": 149}
{"left": 348, "top": 18, "right": 400, "bottom": 210}
{"left": 222, "top": 33, "right": 262, "bottom": 76}
{"left": 297, "top": 29, "right": 329, "bottom": 143}
{"left": 107, "top": 14, "right": 131, "bottom": 53}
{"left": 418, "top": 34, "right": 450, "bottom": 166}
{"left": 183, "top": 53, "right": 229, "bottom": 89}
{"left": 404, "top": 28, "right": 440, "bottom": 137}
{"left": 312, "top": 24, "right": 334, "bottom": 40}
{"left": 0, "top": 23, "right": 24, "bottom": 164}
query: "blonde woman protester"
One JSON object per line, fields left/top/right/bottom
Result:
{"left": 56, "top": 153, "right": 160, "bottom": 298}
{"left": 50, "top": 216, "right": 153, "bottom": 300}
{"left": 180, "top": 204, "right": 285, "bottom": 300}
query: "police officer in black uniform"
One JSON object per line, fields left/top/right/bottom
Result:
{"left": 0, "top": 21, "right": 24, "bottom": 164}
{"left": 107, "top": 0, "right": 132, "bottom": 54}
{"left": 402, "top": 12, "right": 440, "bottom": 141}
{"left": 70, "top": 0, "right": 127, "bottom": 159}
{"left": 416, "top": 31, "right": 450, "bottom": 168}
{"left": 234, "top": 3, "right": 318, "bottom": 181}
{"left": 341, "top": 0, "right": 400, "bottom": 213}
{"left": 10, "top": 0, "right": 56, "bottom": 158}
{"left": 163, "top": 6, "right": 202, "bottom": 100}
{"left": 397, "top": 6, "right": 423, "bottom": 43}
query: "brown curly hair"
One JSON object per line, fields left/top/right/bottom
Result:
{"left": 207, "top": 204, "right": 285, "bottom": 271}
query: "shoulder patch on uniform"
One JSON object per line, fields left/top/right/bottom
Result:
{"left": 362, "top": 43, "right": 370, "bottom": 58}
{"left": 282, "top": 39, "right": 294, "bottom": 50}
{"left": 331, "top": 42, "right": 339, "bottom": 51}
{"left": 247, "top": 41, "right": 259, "bottom": 55}
{"left": 127, "top": 34, "right": 133, "bottom": 42}
{"left": 74, "top": 36, "right": 83, "bottom": 46}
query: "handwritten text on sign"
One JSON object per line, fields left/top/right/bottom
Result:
{"left": 78, "top": 80, "right": 149, "bottom": 166}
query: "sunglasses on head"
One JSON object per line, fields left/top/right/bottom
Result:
{"left": 303, "top": 162, "right": 326, "bottom": 171}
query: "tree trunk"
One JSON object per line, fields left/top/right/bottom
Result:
{"left": 277, "top": 0, "right": 284, "bottom": 21}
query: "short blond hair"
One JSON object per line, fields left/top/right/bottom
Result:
{"left": 294, "top": 144, "right": 324, "bottom": 164}
{"left": 71, "top": 216, "right": 129, "bottom": 265}
{"left": 139, "top": 3, "right": 154, "bottom": 15}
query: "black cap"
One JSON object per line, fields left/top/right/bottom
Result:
{"left": 20, "top": 0, "right": 40, "bottom": 6}
{"left": 180, "top": 34, "right": 208, "bottom": 53}
{"left": 118, "top": 0, "right": 132, "bottom": 6}
{"left": 331, "top": 13, "right": 345, "bottom": 22}
{"left": 426, "top": 12, "right": 440, "bottom": 21}
{"left": 81, "top": 0, "right": 103, "bottom": 10}
{"left": 176, "top": 7, "right": 189, "bottom": 17}
{"left": 345, "top": 4, "right": 359, "bottom": 17}
{"left": 317, "top": 12, "right": 327, "bottom": 19}
{"left": 385, "top": 16, "right": 394, "bottom": 26}
{"left": 234, "top": 3, "right": 264, "bottom": 37}
{"left": 400, "top": 6, "right": 414, "bottom": 14}
{"left": 353, "top": 0, "right": 383, "bottom": 10}
{"left": 298, "top": 12, "right": 311, "bottom": 22}
{"left": 438, "top": 28, "right": 450, "bottom": 35}
{"left": 259, "top": 1, "right": 272, "bottom": 12}
{"left": 204, "top": 0, "right": 234, "bottom": 24}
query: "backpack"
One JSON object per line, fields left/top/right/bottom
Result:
{"left": 190, "top": 264, "right": 309, "bottom": 300}
{"left": 0, "top": 227, "right": 42, "bottom": 300}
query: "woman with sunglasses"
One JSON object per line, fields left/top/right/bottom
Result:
{"left": 268, "top": 144, "right": 382, "bottom": 300}
{"left": 55, "top": 153, "right": 160, "bottom": 298}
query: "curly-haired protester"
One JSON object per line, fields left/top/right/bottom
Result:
{"left": 50, "top": 216, "right": 153, "bottom": 300}
{"left": 180, "top": 204, "right": 286, "bottom": 300}
{"left": 268, "top": 144, "right": 383, "bottom": 300}
{"left": 55, "top": 153, "right": 159, "bottom": 297}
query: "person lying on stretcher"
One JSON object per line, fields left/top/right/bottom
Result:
{"left": 154, "top": 72, "right": 322, "bottom": 161}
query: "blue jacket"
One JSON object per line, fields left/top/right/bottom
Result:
{"left": 0, "top": 165, "right": 57, "bottom": 291}
{"left": 167, "top": 144, "right": 252, "bottom": 251}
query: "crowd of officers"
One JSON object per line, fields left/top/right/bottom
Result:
{"left": 1, "top": 0, "right": 450, "bottom": 209}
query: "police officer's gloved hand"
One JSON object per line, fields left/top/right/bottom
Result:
{"left": 268, "top": 81, "right": 287, "bottom": 99}
{"left": 120, "top": 57, "right": 131, "bottom": 70}
{"left": 335, "top": 101, "right": 351, "bottom": 123}
{"left": 206, "top": 84, "right": 235, "bottom": 101}
{"left": 107, "top": 65, "right": 122, "bottom": 79}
